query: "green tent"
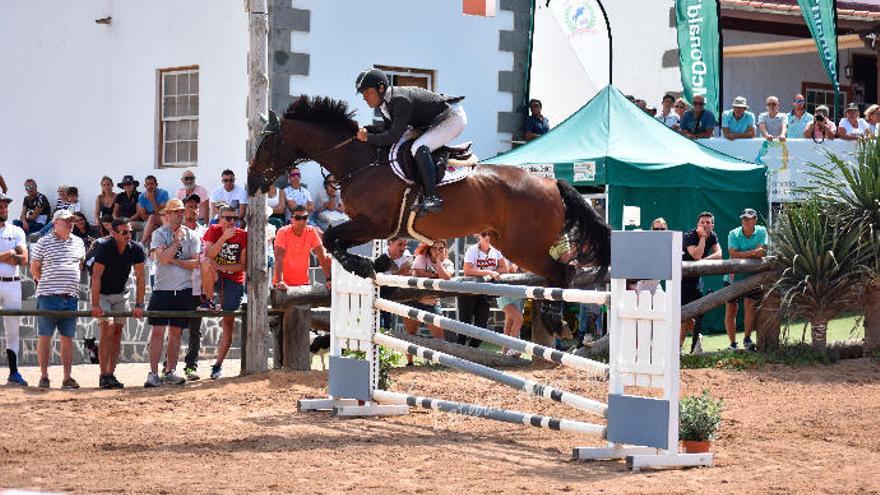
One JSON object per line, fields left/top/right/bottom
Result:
{"left": 484, "top": 85, "right": 769, "bottom": 332}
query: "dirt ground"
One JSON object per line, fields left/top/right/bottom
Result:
{"left": 1, "top": 358, "right": 879, "bottom": 495}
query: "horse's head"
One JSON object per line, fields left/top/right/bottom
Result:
{"left": 248, "top": 111, "right": 293, "bottom": 195}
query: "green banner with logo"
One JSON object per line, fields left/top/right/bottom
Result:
{"left": 798, "top": 0, "right": 838, "bottom": 89}
{"left": 676, "top": 0, "right": 721, "bottom": 116}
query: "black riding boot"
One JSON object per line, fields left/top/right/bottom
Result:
{"left": 413, "top": 145, "right": 443, "bottom": 216}
{"left": 7, "top": 349, "right": 18, "bottom": 375}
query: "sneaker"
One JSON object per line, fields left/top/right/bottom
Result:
{"left": 743, "top": 337, "right": 757, "bottom": 352}
{"left": 162, "top": 370, "right": 186, "bottom": 386}
{"left": 107, "top": 375, "right": 125, "bottom": 389}
{"left": 197, "top": 299, "right": 217, "bottom": 312}
{"left": 184, "top": 367, "right": 200, "bottom": 381}
{"left": 38, "top": 377, "right": 50, "bottom": 388}
{"left": 99, "top": 375, "right": 112, "bottom": 389}
{"left": 727, "top": 341, "right": 739, "bottom": 351}
{"left": 210, "top": 364, "right": 222, "bottom": 380}
{"left": 144, "top": 372, "right": 163, "bottom": 388}
{"left": 692, "top": 335, "right": 704, "bottom": 355}
{"left": 61, "top": 378, "right": 80, "bottom": 389}
{"left": 7, "top": 372, "right": 28, "bottom": 387}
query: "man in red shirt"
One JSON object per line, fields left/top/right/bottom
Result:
{"left": 198, "top": 204, "right": 247, "bottom": 379}
{"left": 273, "top": 205, "right": 331, "bottom": 289}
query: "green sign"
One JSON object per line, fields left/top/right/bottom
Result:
{"left": 798, "top": 0, "right": 838, "bottom": 89}
{"left": 676, "top": 0, "right": 721, "bottom": 116}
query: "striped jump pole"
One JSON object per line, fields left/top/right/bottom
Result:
{"left": 374, "top": 298, "right": 609, "bottom": 378}
{"left": 376, "top": 273, "right": 610, "bottom": 305}
{"left": 372, "top": 390, "right": 607, "bottom": 437}
{"left": 373, "top": 333, "right": 608, "bottom": 417}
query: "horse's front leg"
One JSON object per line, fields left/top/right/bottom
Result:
{"left": 323, "top": 216, "right": 380, "bottom": 279}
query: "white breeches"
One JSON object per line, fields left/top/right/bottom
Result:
{"left": 0, "top": 281, "right": 22, "bottom": 354}
{"left": 410, "top": 103, "right": 467, "bottom": 156}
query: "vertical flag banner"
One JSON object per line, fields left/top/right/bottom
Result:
{"left": 675, "top": 0, "right": 721, "bottom": 115}
{"left": 529, "top": 0, "right": 611, "bottom": 126}
{"left": 797, "top": 0, "right": 838, "bottom": 89}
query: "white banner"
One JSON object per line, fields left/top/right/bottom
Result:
{"left": 699, "top": 138, "right": 857, "bottom": 203}
{"left": 529, "top": 0, "right": 610, "bottom": 126}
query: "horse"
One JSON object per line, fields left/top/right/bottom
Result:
{"left": 248, "top": 95, "right": 610, "bottom": 328}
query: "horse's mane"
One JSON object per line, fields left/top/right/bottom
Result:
{"left": 283, "top": 95, "right": 359, "bottom": 134}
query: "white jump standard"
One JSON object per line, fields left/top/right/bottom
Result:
{"left": 298, "top": 231, "right": 713, "bottom": 471}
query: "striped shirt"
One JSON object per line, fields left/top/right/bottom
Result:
{"left": 31, "top": 232, "right": 85, "bottom": 297}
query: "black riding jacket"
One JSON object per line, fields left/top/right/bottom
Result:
{"left": 365, "top": 86, "right": 464, "bottom": 148}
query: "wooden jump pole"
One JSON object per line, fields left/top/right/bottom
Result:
{"left": 374, "top": 298, "right": 609, "bottom": 377}
{"left": 372, "top": 390, "right": 607, "bottom": 437}
{"left": 373, "top": 332, "right": 608, "bottom": 417}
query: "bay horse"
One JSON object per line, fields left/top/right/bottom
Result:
{"left": 248, "top": 96, "right": 610, "bottom": 326}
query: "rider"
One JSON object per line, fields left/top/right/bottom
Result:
{"left": 354, "top": 68, "right": 467, "bottom": 216}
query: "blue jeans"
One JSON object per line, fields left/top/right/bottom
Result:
{"left": 37, "top": 295, "right": 78, "bottom": 337}
{"left": 13, "top": 219, "right": 45, "bottom": 235}
{"left": 577, "top": 303, "right": 604, "bottom": 340}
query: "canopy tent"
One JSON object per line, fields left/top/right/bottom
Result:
{"left": 484, "top": 86, "right": 768, "bottom": 333}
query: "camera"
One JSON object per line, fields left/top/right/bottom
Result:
{"left": 815, "top": 114, "right": 825, "bottom": 123}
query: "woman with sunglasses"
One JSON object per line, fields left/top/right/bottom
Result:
{"left": 94, "top": 176, "right": 116, "bottom": 225}
{"left": 785, "top": 94, "right": 812, "bottom": 139}
{"left": 403, "top": 240, "right": 453, "bottom": 365}
{"left": 313, "top": 174, "right": 348, "bottom": 230}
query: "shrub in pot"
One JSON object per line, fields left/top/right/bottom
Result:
{"left": 679, "top": 390, "right": 723, "bottom": 453}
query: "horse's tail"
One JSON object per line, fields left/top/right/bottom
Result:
{"left": 556, "top": 179, "right": 611, "bottom": 267}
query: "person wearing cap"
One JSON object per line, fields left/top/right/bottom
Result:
{"left": 0, "top": 193, "right": 29, "bottom": 386}
{"left": 838, "top": 102, "right": 873, "bottom": 141}
{"left": 176, "top": 170, "right": 209, "bottom": 224}
{"left": 113, "top": 175, "right": 140, "bottom": 220}
{"left": 199, "top": 203, "right": 248, "bottom": 380}
{"left": 180, "top": 193, "right": 209, "bottom": 380}
{"left": 758, "top": 96, "right": 787, "bottom": 141}
{"left": 786, "top": 94, "right": 813, "bottom": 138}
{"left": 679, "top": 94, "right": 716, "bottom": 139}
{"left": 721, "top": 96, "right": 756, "bottom": 141}
{"left": 89, "top": 217, "right": 146, "bottom": 389}
{"left": 725, "top": 208, "right": 768, "bottom": 352}
{"left": 13, "top": 179, "right": 51, "bottom": 234}
{"left": 145, "top": 198, "right": 200, "bottom": 387}
{"left": 30, "top": 209, "right": 86, "bottom": 389}
{"left": 803, "top": 105, "right": 836, "bottom": 141}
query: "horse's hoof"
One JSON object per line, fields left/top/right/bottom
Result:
{"left": 351, "top": 259, "right": 376, "bottom": 280}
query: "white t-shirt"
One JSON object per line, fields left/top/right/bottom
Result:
{"left": 838, "top": 117, "right": 871, "bottom": 137}
{"left": 0, "top": 223, "right": 27, "bottom": 278}
{"left": 412, "top": 255, "right": 454, "bottom": 304}
{"left": 655, "top": 111, "right": 679, "bottom": 128}
{"left": 382, "top": 249, "right": 413, "bottom": 275}
{"left": 284, "top": 185, "right": 312, "bottom": 208}
{"left": 464, "top": 244, "right": 502, "bottom": 272}
{"left": 189, "top": 223, "right": 208, "bottom": 296}
{"left": 210, "top": 184, "right": 249, "bottom": 207}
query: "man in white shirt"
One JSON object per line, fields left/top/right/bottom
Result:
{"left": 283, "top": 166, "right": 313, "bottom": 220}
{"left": 0, "top": 193, "right": 28, "bottom": 386}
{"left": 655, "top": 94, "right": 680, "bottom": 128}
{"left": 210, "top": 169, "right": 249, "bottom": 221}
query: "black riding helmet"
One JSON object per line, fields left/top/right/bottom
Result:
{"left": 355, "top": 69, "right": 389, "bottom": 94}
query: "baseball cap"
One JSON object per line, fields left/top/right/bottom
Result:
{"left": 739, "top": 208, "right": 757, "bottom": 219}
{"left": 0, "top": 192, "right": 12, "bottom": 204}
{"left": 846, "top": 102, "right": 860, "bottom": 112}
{"left": 732, "top": 96, "right": 749, "bottom": 108}
{"left": 161, "top": 198, "right": 185, "bottom": 213}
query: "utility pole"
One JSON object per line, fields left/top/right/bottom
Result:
{"left": 244, "top": 0, "right": 269, "bottom": 373}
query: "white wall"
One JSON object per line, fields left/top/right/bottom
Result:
{"left": 285, "top": 0, "right": 513, "bottom": 193}
{"left": 0, "top": 0, "right": 248, "bottom": 221}
{"left": 723, "top": 29, "right": 871, "bottom": 113}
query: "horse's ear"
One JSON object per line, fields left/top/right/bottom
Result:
{"left": 266, "top": 110, "right": 280, "bottom": 132}
{"left": 259, "top": 112, "right": 268, "bottom": 126}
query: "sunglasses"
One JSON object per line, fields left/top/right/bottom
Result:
{"left": 222, "top": 179, "right": 235, "bottom": 183}
{"left": 182, "top": 176, "right": 195, "bottom": 181}
{"left": 652, "top": 227, "right": 666, "bottom": 231}
{"left": 24, "top": 185, "right": 35, "bottom": 190}
{"left": 116, "top": 230, "right": 132, "bottom": 236}
{"left": 292, "top": 214, "right": 309, "bottom": 221}
{"left": 222, "top": 215, "right": 239, "bottom": 221}
{"left": 289, "top": 173, "right": 301, "bottom": 177}
{"left": 793, "top": 99, "right": 806, "bottom": 103}
{"left": 693, "top": 102, "right": 705, "bottom": 106}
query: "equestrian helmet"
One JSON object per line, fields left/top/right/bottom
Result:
{"left": 355, "top": 69, "right": 389, "bottom": 93}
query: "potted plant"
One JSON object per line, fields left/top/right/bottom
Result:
{"left": 679, "top": 390, "right": 723, "bottom": 453}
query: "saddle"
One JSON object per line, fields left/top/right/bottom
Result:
{"left": 387, "top": 138, "right": 474, "bottom": 186}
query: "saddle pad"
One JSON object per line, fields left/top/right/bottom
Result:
{"left": 389, "top": 138, "right": 472, "bottom": 187}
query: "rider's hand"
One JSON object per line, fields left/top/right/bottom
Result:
{"left": 356, "top": 128, "right": 368, "bottom": 142}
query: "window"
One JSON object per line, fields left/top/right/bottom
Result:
{"left": 158, "top": 66, "right": 199, "bottom": 167}
{"left": 802, "top": 82, "right": 851, "bottom": 122}
{"left": 374, "top": 65, "right": 434, "bottom": 90}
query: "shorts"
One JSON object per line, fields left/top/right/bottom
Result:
{"left": 497, "top": 296, "right": 523, "bottom": 311}
{"left": 148, "top": 288, "right": 195, "bottom": 328}
{"left": 36, "top": 295, "right": 78, "bottom": 338}
{"left": 409, "top": 301, "right": 441, "bottom": 314}
{"left": 216, "top": 277, "right": 245, "bottom": 311}
{"left": 681, "top": 284, "right": 703, "bottom": 306}
{"left": 724, "top": 280, "right": 763, "bottom": 304}
{"left": 99, "top": 293, "right": 129, "bottom": 323}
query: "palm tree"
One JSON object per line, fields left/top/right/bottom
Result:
{"left": 771, "top": 200, "right": 870, "bottom": 353}
{"left": 805, "top": 138, "right": 880, "bottom": 354}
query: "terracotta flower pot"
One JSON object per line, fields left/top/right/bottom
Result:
{"left": 681, "top": 440, "right": 712, "bottom": 453}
